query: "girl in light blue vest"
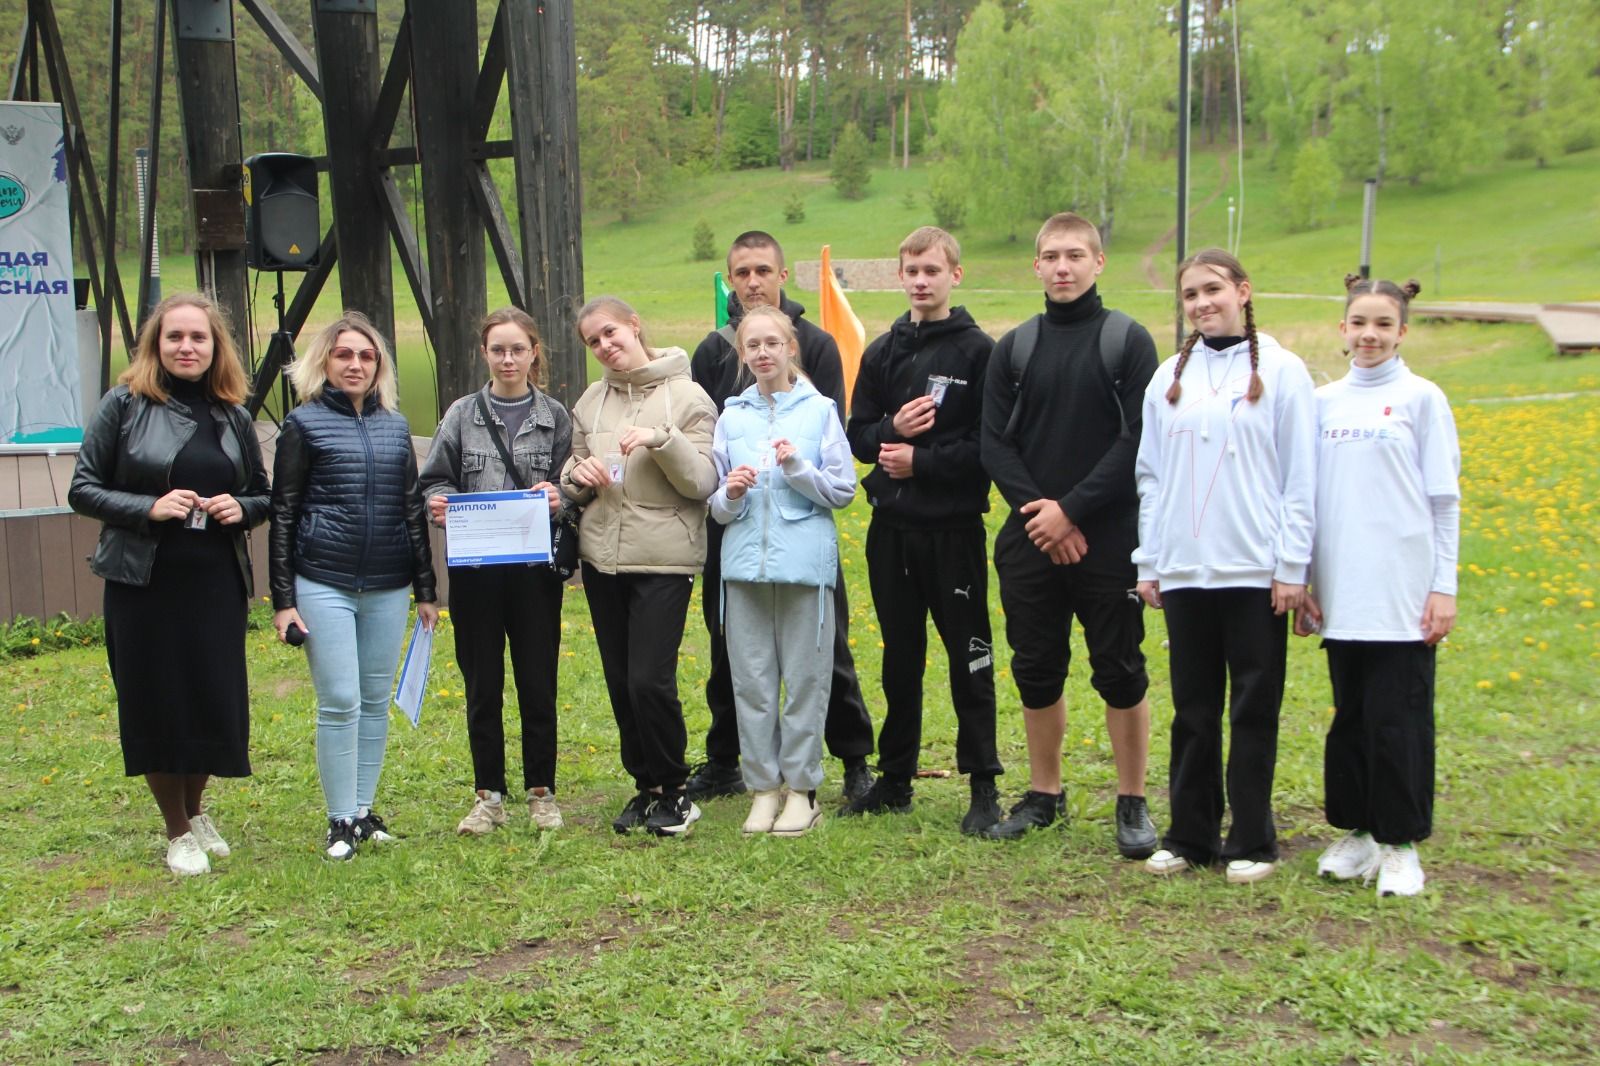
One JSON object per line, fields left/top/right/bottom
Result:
{"left": 709, "top": 306, "right": 857, "bottom": 836}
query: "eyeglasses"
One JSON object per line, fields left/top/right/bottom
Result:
{"left": 331, "top": 346, "right": 379, "bottom": 364}
{"left": 486, "top": 344, "right": 533, "bottom": 359}
{"left": 742, "top": 339, "right": 789, "bottom": 355}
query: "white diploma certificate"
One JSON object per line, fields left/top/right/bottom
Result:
{"left": 393, "top": 616, "right": 433, "bottom": 727}
{"left": 444, "top": 489, "right": 553, "bottom": 567}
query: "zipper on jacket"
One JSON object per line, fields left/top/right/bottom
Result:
{"left": 760, "top": 401, "right": 777, "bottom": 580}
{"left": 355, "top": 411, "right": 376, "bottom": 591}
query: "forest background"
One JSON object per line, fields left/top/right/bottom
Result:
{"left": 3, "top": 0, "right": 1598, "bottom": 259}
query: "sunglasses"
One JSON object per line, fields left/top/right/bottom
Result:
{"left": 331, "top": 346, "right": 379, "bottom": 364}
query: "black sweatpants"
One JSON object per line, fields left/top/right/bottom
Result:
{"left": 583, "top": 564, "right": 693, "bottom": 791}
{"left": 866, "top": 519, "right": 1000, "bottom": 781}
{"left": 701, "top": 519, "right": 874, "bottom": 763}
{"left": 450, "top": 564, "right": 565, "bottom": 795}
{"left": 1323, "top": 639, "right": 1435, "bottom": 845}
{"left": 1160, "top": 587, "right": 1285, "bottom": 864}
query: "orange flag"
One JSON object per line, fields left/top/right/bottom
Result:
{"left": 818, "top": 245, "right": 865, "bottom": 412}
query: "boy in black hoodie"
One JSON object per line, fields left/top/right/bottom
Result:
{"left": 843, "top": 227, "right": 1003, "bottom": 835}
{"left": 978, "top": 212, "right": 1159, "bottom": 859}
{"left": 686, "top": 231, "right": 877, "bottom": 804}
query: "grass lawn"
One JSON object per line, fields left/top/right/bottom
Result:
{"left": 5, "top": 306, "right": 1600, "bottom": 1063}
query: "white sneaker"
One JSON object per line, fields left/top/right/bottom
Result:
{"left": 742, "top": 789, "right": 784, "bottom": 834}
{"left": 1373, "top": 844, "right": 1426, "bottom": 897}
{"left": 188, "top": 813, "right": 231, "bottom": 858}
{"left": 1145, "top": 849, "right": 1189, "bottom": 876}
{"left": 1317, "top": 830, "right": 1379, "bottom": 881}
{"left": 166, "top": 832, "right": 211, "bottom": 876}
{"left": 771, "top": 788, "right": 822, "bottom": 837}
{"left": 527, "top": 788, "right": 564, "bottom": 830}
{"left": 457, "top": 791, "right": 508, "bottom": 836}
{"left": 1225, "top": 859, "right": 1276, "bottom": 884}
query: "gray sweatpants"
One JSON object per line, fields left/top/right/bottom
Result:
{"left": 724, "top": 580, "right": 836, "bottom": 792}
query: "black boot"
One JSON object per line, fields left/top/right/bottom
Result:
{"left": 1114, "top": 794, "right": 1158, "bottom": 859}
{"left": 841, "top": 776, "right": 913, "bottom": 817}
{"left": 684, "top": 759, "right": 746, "bottom": 801}
{"left": 979, "top": 790, "right": 1066, "bottom": 841}
{"left": 841, "top": 758, "right": 875, "bottom": 804}
{"left": 960, "top": 777, "right": 1002, "bottom": 836}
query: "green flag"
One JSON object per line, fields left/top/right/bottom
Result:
{"left": 714, "top": 271, "right": 732, "bottom": 328}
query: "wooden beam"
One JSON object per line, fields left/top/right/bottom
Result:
{"left": 503, "top": 0, "right": 585, "bottom": 408}
{"left": 169, "top": 0, "right": 251, "bottom": 357}
{"left": 409, "top": 2, "right": 487, "bottom": 414}
{"left": 311, "top": 0, "right": 395, "bottom": 349}
{"left": 376, "top": 170, "right": 433, "bottom": 339}
{"left": 470, "top": 162, "right": 525, "bottom": 310}
{"left": 237, "top": 0, "right": 321, "bottom": 100}
{"left": 472, "top": 4, "right": 506, "bottom": 140}
{"left": 7, "top": 9, "right": 33, "bottom": 101}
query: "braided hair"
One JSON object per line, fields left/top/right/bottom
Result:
{"left": 1168, "top": 248, "right": 1263, "bottom": 404}
{"left": 1343, "top": 274, "right": 1423, "bottom": 323}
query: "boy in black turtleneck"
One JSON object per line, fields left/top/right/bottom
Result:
{"left": 843, "top": 226, "right": 1003, "bottom": 834}
{"left": 684, "top": 230, "right": 877, "bottom": 806}
{"left": 978, "top": 212, "right": 1161, "bottom": 859}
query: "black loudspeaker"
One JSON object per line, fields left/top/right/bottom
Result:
{"left": 243, "top": 153, "right": 319, "bottom": 271}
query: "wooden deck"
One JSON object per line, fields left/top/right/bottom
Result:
{"left": 1413, "top": 301, "right": 1600, "bottom": 354}
{"left": 1, "top": 424, "right": 450, "bottom": 623}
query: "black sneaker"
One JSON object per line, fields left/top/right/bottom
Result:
{"left": 841, "top": 777, "right": 913, "bottom": 817}
{"left": 684, "top": 759, "right": 746, "bottom": 801}
{"left": 325, "top": 817, "right": 359, "bottom": 861}
{"left": 841, "top": 758, "right": 875, "bottom": 804}
{"left": 353, "top": 810, "right": 394, "bottom": 844}
{"left": 960, "top": 778, "right": 1003, "bottom": 837}
{"left": 1114, "top": 794, "right": 1158, "bottom": 859}
{"left": 979, "top": 790, "right": 1066, "bottom": 841}
{"left": 644, "top": 790, "right": 702, "bottom": 837}
{"left": 611, "top": 791, "right": 652, "bottom": 834}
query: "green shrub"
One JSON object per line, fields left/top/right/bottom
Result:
{"left": 927, "top": 167, "right": 967, "bottom": 230}
{"left": 783, "top": 193, "right": 806, "bottom": 224}
{"left": 691, "top": 220, "right": 717, "bottom": 261}
{"left": 830, "top": 122, "right": 872, "bottom": 201}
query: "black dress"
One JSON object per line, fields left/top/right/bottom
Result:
{"left": 105, "top": 380, "right": 252, "bottom": 777}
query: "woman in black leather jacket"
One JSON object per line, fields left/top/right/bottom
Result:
{"left": 68, "top": 293, "right": 270, "bottom": 877}
{"left": 419, "top": 307, "right": 572, "bottom": 837}
{"left": 269, "top": 311, "right": 438, "bottom": 860}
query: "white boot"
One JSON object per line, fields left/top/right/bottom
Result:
{"left": 771, "top": 788, "right": 822, "bottom": 837}
{"left": 742, "top": 789, "right": 785, "bottom": 835}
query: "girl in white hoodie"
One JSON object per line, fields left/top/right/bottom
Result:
{"left": 1133, "top": 249, "right": 1317, "bottom": 884}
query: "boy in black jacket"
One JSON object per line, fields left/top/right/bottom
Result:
{"left": 685, "top": 230, "right": 877, "bottom": 804}
{"left": 842, "top": 227, "right": 1003, "bottom": 834}
{"left": 978, "top": 212, "right": 1160, "bottom": 859}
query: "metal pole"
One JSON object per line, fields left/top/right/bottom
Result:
{"left": 135, "top": 0, "right": 166, "bottom": 329}
{"left": 1359, "top": 178, "right": 1377, "bottom": 280}
{"left": 1175, "top": 0, "right": 1191, "bottom": 351}
{"left": 135, "top": 147, "right": 162, "bottom": 315}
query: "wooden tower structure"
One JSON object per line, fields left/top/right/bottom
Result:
{"left": 6, "top": 0, "right": 586, "bottom": 413}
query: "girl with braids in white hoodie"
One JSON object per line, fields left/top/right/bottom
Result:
{"left": 1133, "top": 249, "right": 1318, "bottom": 884}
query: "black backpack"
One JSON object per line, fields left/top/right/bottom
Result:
{"left": 1001, "top": 310, "right": 1135, "bottom": 441}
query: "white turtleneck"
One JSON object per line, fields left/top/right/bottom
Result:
{"left": 1310, "top": 356, "right": 1461, "bottom": 642}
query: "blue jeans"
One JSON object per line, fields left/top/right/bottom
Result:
{"left": 297, "top": 577, "right": 412, "bottom": 820}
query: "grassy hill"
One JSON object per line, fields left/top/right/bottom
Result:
{"left": 128, "top": 146, "right": 1599, "bottom": 430}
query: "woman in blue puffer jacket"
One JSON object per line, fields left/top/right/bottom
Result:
{"left": 708, "top": 305, "right": 856, "bottom": 838}
{"left": 270, "top": 311, "right": 438, "bottom": 860}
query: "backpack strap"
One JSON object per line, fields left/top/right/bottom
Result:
{"left": 1098, "top": 309, "right": 1135, "bottom": 440}
{"left": 717, "top": 323, "right": 738, "bottom": 354}
{"left": 1002, "top": 310, "right": 1135, "bottom": 441}
{"left": 1001, "top": 314, "right": 1042, "bottom": 440}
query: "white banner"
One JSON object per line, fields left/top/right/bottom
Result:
{"left": 0, "top": 101, "right": 81, "bottom": 443}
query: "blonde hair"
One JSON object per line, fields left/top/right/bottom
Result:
{"left": 1034, "top": 211, "right": 1103, "bottom": 257}
{"left": 899, "top": 225, "right": 961, "bottom": 269}
{"left": 122, "top": 292, "right": 248, "bottom": 406}
{"left": 576, "top": 295, "right": 652, "bottom": 355}
{"left": 480, "top": 306, "right": 546, "bottom": 390}
{"left": 733, "top": 305, "right": 807, "bottom": 391}
{"left": 288, "top": 311, "right": 399, "bottom": 411}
